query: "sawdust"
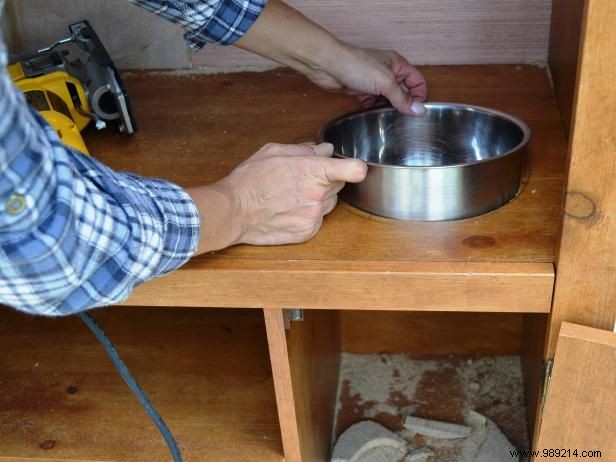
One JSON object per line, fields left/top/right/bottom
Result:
{"left": 335, "top": 355, "right": 440, "bottom": 434}
{"left": 334, "top": 355, "right": 530, "bottom": 462}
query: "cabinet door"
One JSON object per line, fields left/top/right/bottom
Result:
{"left": 536, "top": 323, "right": 615, "bottom": 460}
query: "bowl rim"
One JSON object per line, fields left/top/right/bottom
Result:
{"left": 316, "top": 103, "right": 532, "bottom": 169}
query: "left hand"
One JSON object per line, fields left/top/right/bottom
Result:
{"left": 235, "top": 0, "right": 427, "bottom": 115}
{"left": 305, "top": 44, "right": 428, "bottom": 116}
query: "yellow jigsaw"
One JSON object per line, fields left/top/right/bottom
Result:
{"left": 8, "top": 20, "right": 137, "bottom": 155}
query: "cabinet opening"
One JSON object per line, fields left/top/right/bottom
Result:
{"left": 281, "top": 309, "right": 548, "bottom": 461}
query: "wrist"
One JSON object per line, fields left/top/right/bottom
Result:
{"left": 235, "top": 0, "right": 347, "bottom": 77}
{"left": 289, "top": 33, "right": 348, "bottom": 75}
{"left": 186, "top": 183, "right": 243, "bottom": 254}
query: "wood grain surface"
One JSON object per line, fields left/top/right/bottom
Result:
{"left": 194, "top": 0, "right": 552, "bottom": 70}
{"left": 264, "top": 309, "right": 341, "bottom": 462}
{"left": 87, "top": 65, "right": 567, "bottom": 311}
{"left": 549, "top": 0, "right": 587, "bottom": 139}
{"left": 0, "top": 307, "right": 282, "bottom": 462}
{"left": 263, "top": 309, "right": 302, "bottom": 462}
{"left": 120, "top": 260, "right": 554, "bottom": 312}
{"left": 340, "top": 311, "right": 526, "bottom": 355}
{"left": 536, "top": 323, "right": 616, "bottom": 460}
{"left": 548, "top": 0, "right": 616, "bottom": 355}
{"left": 285, "top": 310, "right": 341, "bottom": 462}
{"left": 90, "top": 66, "right": 566, "bottom": 264}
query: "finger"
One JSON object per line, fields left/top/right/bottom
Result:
{"left": 322, "top": 195, "right": 338, "bottom": 216}
{"left": 401, "top": 67, "right": 428, "bottom": 104}
{"left": 310, "top": 142, "right": 335, "bottom": 158}
{"left": 383, "top": 79, "right": 414, "bottom": 116}
{"left": 288, "top": 143, "right": 333, "bottom": 158}
{"left": 306, "top": 218, "right": 324, "bottom": 242}
{"left": 359, "top": 95, "right": 377, "bottom": 108}
{"left": 390, "top": 55, "right": 428, "bottom": 115}
{"left": 319, "top": 157, "right": 368, "bottom": 183}
{"left": 390, "top": 54, "right": 428, "bottom": 100}
{"left": 255, "top": 143, "right": 324, "bottom": 159}
{"left": 284, "top": 144, "right": 321, "bottom": 157}
{"left": 328, "top": 181, "right": 345, "bottom": 196}
{"left": 373, "top": 96, "right": 391, "bottom": 108}
{"left": 322, "top": 180, "right": 345, "bottom": 199}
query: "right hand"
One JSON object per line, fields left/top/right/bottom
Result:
{"left": 188, "top": 142, "right": 367, "bottom": 252}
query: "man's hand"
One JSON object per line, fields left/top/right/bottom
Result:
{"left": 235, "top": 0, "right": 428, "bottom": 116}
{"left": 187, "top": 143, "right": 367, "bottom": 253}
{"left": 305, "top": 45, "right": 427, "bottom": 116}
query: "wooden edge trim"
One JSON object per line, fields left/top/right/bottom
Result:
{"left": 558, "top": 322, "right": 616, "bottom": 346}
{"left": 123, "top": 262, "right": 555, "bottom": 312}
{"left": 183, "top": 259, "right": 555, "bottom": 274}
{"left": 263, "top": 308, "right": 302, "bottom": 462}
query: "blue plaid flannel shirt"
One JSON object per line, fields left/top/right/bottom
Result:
{"left": 0, "top": 0, "right": 267, "bottom": 316}
{"left": 129, "top": 0, "right": 267, "bottom": 50}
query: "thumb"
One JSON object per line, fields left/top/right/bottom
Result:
{"left": 319, "top": 158, "right": 368, "bottom": 184}
{"left": 384, "top": 80, "right": 425, "bottom": 116}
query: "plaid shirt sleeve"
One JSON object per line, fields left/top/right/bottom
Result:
{"left": 0, "top": 36, "right": 200, "bottom": 316}
{"left": 128, "top": 0, "right": 268, "bottom": 51}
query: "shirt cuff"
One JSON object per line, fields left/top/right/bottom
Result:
{"left": 184, "top": 0, "right": 268, "bottom": 50}
{"left": 119, "top": 173, "right": 201, "bottom": 277}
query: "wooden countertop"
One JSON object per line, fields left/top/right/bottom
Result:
{"left": 88, "top": 65, "right": 567, "bottom": 312}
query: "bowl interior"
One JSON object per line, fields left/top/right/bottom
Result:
{"left": 321, "top": 105, "right": 528, "bottom": 167}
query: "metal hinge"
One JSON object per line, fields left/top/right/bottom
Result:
{"left": 540, "top": 358, "right": 554, "bottom": 416}
{"left": 283, "top": 308, "right": 304, "bottom": 330}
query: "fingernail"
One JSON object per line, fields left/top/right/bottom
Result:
{"left": 411, "top": 101, "right": 426, "bottom": 115}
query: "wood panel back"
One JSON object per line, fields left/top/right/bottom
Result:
{"left": 340, "top": 312, "right": 526, "bottom": 356}
{"left": 194, "top": 0, "right": 551, "bottom": 70}
{"left": 548, "top": 0, "right": 587, "bottom": 138}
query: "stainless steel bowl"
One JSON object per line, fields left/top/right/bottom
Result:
{"left": 317, "top": 103, "right": 531, "bottom": 221}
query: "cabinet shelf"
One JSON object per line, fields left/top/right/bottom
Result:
{"left": 0, "top": 308, "right": 282, "bottom": 461}
{"left": 89, "top": 65, "right": 567, "bottom": 312}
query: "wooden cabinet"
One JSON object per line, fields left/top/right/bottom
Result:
{"left": 536, "top": 323, "right": 615, "bottom": 461}
{"left": 1, "top": 0, "right": 615, "bottom": 461}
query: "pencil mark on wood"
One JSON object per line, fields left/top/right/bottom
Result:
{"left": 564, "top": 191, "right": 596, "bottom": 220}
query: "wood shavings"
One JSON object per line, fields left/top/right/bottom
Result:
{"left": 403, "top": 415, "right": 472, "bottom": 439}
{"left": 404, "top": 447, "right": 434, "bottom": 461}
{"left": 334, "top": 355, "right": 530, "bottom": 461}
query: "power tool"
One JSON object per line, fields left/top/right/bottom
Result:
{"left": 8, "top": 20, "right": 137, "bottom": 154}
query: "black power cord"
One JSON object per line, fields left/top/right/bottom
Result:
{"left": 78, "top": 312, "right": 183, "bottom": 462}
